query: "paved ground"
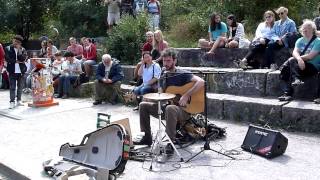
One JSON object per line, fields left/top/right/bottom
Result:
{"left": 0, "top": 90, "right": 320, "bottom": 180}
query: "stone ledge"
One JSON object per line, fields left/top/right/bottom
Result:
{"left": 175, "top": 47, "right": 292, "bottom": 68}
{"left": 207, "top": 93, "right": 320, "bottom": 133}
{"left": 69, "top": 82, "right": 95, "bottom": 98}
{"left": 282, "top": 101, "right": 320, "bottom": 133}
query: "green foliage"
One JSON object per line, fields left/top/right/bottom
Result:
{"left": 105, "top": 14, "right": 148, "bottom": 64}
{"left": 58, "top": 0, "right": 107, "bottom": 38}
{"left": 161, "top": 0, "right": 320, "bottom": 48}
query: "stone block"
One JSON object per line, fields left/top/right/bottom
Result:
{"left": 122, "top": 65, "right": 135, "bottom": 83}
{"left": 207, "top": 93, "right": 227, "bottom": 120}
{"left": 201, "top": 48, "right": 249, "bottom": 68}
{"left": 175, "top": 48, "right": 206, "bottom": 67}
{"left": 209, "top": 69, "right": 270, "bottom": 96}
{"left": 266, "top": 70, "right": 319, "bottom": 100}
{"left": 282, "top": 101, "right": 320, "bottom": 133}
{"left": 174, "top": 47, "right": 292, "bottom": 68}
{"left": 223, "top": 95, "right": 287, "bottom": 127}
{"left": 69, "top": 82, "right": 95, "bottom": 98}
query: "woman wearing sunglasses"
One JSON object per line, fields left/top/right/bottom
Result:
{"left": 262, "top": 6, "right": 297, "bottom": 69}
{"left": 239, "top": 10, "right": 275, "bottom": 69}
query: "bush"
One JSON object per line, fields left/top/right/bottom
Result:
{"left": 105, "top": 14, "right": 148, "bottom": 65}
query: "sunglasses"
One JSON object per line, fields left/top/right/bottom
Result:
{"left": 278, "top": 12, "right": 284, "bottom": 15}
{"left": 265, "top": 16, "right": 272, "bottom": 19}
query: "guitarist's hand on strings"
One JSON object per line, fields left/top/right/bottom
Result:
{"left": 179, "top": 94, "right": 190, "bottom": 107}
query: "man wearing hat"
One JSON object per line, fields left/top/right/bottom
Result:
{"left": 5, "top": 35, "right": 28, "bottom": 109}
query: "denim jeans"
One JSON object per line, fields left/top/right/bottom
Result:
{"left": 149, "top": 14, "right": 159, "bottom": 31}
{"left": 9, "top": 73, "right": 23, "bottom": 102}
{"left": 133, "top": 84, "right": 155, "bottom": 96}
{"left": 58, "top": 75, "right": 78, "bottom": 95}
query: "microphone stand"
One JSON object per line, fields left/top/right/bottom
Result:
{"left": 184, "top": 70, "right": 235, "bottom": 162}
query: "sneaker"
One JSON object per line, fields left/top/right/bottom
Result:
{"left": 133, "top": 106, "right": 139, "bottom": 111}
{"left": 239, "top": 59, "right": 248, "bottom": 69}
{"left": 61, "top": 95, "right": 69, "bottom": 99}
{"left": 291, "top": 78, "right": 304, "bottom": 86}
{"left": 165, "top": 144, "right": 174, "bottom": 155}
{"left": 313, "top": 98, "right": 320, "bottom": 104}
{"left": 16, "top": 101, "right": 24, "bottom": 106}
{"left": 93, "top": 100, "right": 102, "bottom": 105}
{"left": 278, "top": 94, "right": 293, "bottom": 101}
{"left": 270, "top": 64, "right": 278, "bottom": 71}
{"left": 133, "top": 135, "right": 152, "bottom": 146}
{"left": 55, "top": 94, "right": 63, "bottom": 98}
{"left": 9, "top": 102, "right": 15, "bottom": 109}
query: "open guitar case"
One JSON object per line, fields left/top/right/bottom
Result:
{"left": 43, "top": 124, "right": 130, "bottom": 180}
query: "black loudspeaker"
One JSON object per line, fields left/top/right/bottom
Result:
{"left": 241, "top": 125, "right": 288, "bottom": 158}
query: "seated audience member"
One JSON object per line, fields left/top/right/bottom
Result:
{"left": 67, "top": 37, "right": 83, "bottom": 59}
{"left": 198, "top": 13, "right": 227, "bottom": 54}
{"left": 133, "top": 51, "right": 161, "bottom": 109}
{"left": 152, "top": 29, "right": 169, "bottom": 66}
{"left": 133, "top": 48, "right": 205, "bottom": 152}
{"left": 51, "top": 51, "right": 65, "bottom": 91}
{"left": 24, "top": 52, "right": 38, "bottom": 89}
{"left": 56, "top": 51, "right": 82, "bottom": 99}
{"left": 82, "top": 37, "right": 97, "bottom": 79}
{"left": 225, "top": 14, "right": 249, "bottom": 49}
{"left": 132, "top": 31, "right": 154, "bottom": 84}
{"left": 47, "top": 39, "right": 58, "bottom": 61}
{"left": 93, "top": 54, "right": 124, "bottom": 105}
{"left": 39, "top": 40, "right": 48, "bottom": 58}
{"left": 239, "top": 10, "right": 276, "bottom": 69}
{"left": 263, "top": 6, "right": 297, "bottom": 69}
{"left": 278, "top": 20, "right": 320, "bottom": 102}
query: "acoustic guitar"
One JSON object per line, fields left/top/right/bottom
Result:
{"left": 165, "top": 82, "right": 205, "bottom": 114}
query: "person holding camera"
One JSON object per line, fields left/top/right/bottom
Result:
{"left": 133, "top": 51, "right": 161, "bottom": 110}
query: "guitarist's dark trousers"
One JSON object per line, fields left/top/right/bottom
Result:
{"left": 139, "top": 102, "right": 191, "bottom": 140}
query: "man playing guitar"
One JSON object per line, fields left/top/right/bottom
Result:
{"left": 133, "top": 48, "right": 204, "bottom": 155}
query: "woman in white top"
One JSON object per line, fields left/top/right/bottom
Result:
{"left": 225, "top": 14, "right": 247, "bottom": 48}
{"left": 239, "top": 10, "right": 275, "bottom": 69}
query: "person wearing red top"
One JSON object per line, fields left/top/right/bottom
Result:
{"left": 132, "top": 31, "right": 154, "bottom": 85}
{"left": 0, "top": 43, "right": 4, "bottom": 72}
{"left": 82, "top": 37, "right": 97, "bottom": 78}
{"left": 67, "top": 37, "right": 83, "bottom": 59}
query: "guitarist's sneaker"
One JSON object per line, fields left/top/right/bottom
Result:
{"left": 165, "top": 144, "right": 174, "bottom": 155}
{"left": 133, "top": 136, "right": 152, "bottom": 146}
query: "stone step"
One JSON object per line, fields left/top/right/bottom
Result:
{"left": 175, "top": 48, "right": 292, "bottom": 68}
{"left": 117, "top": 84, "right": 320, "bottom": 133}
{"left": 121, "top": 65, "right": 320, "bottom": 100}
{"left": 207, "top": 93, "right": 320, "bottom": 133}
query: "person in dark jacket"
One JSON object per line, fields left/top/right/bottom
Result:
{"left": 5, "top": 35, "right": 28, "bottom": 109}
{"left": 93, "top": 54, "right": 124, "bottom": 105}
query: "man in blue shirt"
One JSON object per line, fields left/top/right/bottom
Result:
{"left": 263, "top": 6, "right": 297, "bottom": 69}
